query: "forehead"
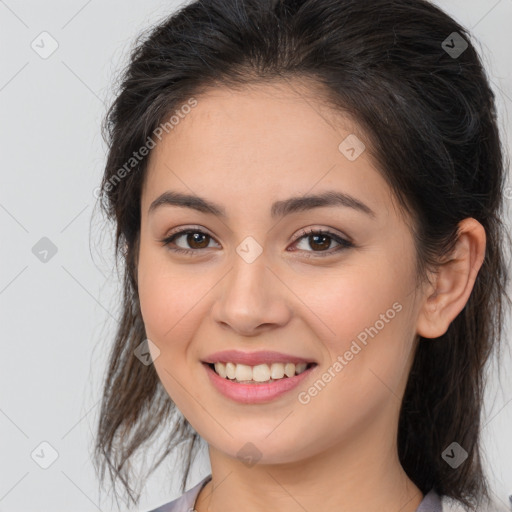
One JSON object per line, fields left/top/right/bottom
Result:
{"left": 142, "top": 80, "right": 394, "bottom": 220}
{"left": 152, "top": 79, "right": 365, "bottom": 159}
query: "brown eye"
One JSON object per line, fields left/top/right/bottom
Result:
{"left": 161, "top": 228, "right": 219, "bottom": 254}
{"left": 292, "top": 229, "right": 353, "bottom": 256}
{"left": 183, "top": 232, "right": 210, "bottom": 249}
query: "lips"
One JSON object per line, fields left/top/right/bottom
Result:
{"left": 203, "top": 360, "right": 318, "bottom": 404}
{"left": 202, "top": 349, "right": 316, "bottom": 366}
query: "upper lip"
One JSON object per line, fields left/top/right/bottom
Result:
{"left": 202, "top": 350, "right": 316, "bottom": 366}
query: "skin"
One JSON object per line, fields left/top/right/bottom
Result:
{"left": 136, "top": 80, "right": 486, "bottom": 512}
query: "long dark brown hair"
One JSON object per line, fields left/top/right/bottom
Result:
{"left": 92, "top": 0, "right": 512, "bottom": 509}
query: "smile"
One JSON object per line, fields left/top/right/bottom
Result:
{"left": 209, "top": 361, "right": 314, "bottom": 383}
{"left": 202, "top": 361, "right": 318, "bottom": 404}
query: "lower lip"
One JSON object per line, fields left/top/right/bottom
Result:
{"left": 203, "top": 363, "right": 316, "bottom": 404}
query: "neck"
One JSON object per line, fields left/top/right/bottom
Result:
{"left": 194, "top": 427, "right": 423, "bottom": 512}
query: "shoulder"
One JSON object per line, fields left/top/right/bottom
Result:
{"left": 145, "top": 474, "right": 212, "bottom": 512}
{"left": 417, "top": 489, "right": 443, "bottom": 511}
{"left": 418, "top": 488, "right": 506, "bottom": 512}
{"left": 145, "top": 481, "right": 508, "bottom": 512}
{"left": 441, "top": 494, "right": 511, "bottom": 512}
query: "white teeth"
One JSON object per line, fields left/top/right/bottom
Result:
{"left": 270, "top": 362, "right": 285, "bottom": 379}
{"left": 214, "top": 362, "right": 227, "bottom": 378}
{"left": 295, "top": 362, "right": 307, "bottom": 374}
{"left": 225, "top": 362, "right": 236, "bottom": 379}
{"left": 211, "top": 361, "right": 311, "bottom": 381}
{"left": 284, "top": 362, "right": 295, "bottom": 377}
{"left": 252, "top": 364, "right": 271, "bottom": 382}
{"left": 235, "top": 364, "right": 253, "bottom": 381}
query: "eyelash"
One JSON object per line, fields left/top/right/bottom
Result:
{"left": 159, "top": 226, "right": 354, "bottom": 257}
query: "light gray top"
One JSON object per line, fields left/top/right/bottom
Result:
{"left": 146, "top": 474, "right": 444, "bottom": 512}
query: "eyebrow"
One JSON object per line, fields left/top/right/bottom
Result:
{"left": 148, "top": 190, "right": 376, "bottom": 219}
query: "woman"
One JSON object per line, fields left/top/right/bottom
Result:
{"left": 93, "top": 0, "right": 511, "bottom": 511}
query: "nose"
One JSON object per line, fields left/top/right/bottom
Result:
{"left": 211, "top": 249, "right": 292, "bottom": 336}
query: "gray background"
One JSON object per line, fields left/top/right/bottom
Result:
{"left": 1, "top": 1, "right": 511, "bottom": 511}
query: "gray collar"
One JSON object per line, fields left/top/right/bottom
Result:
{"left": 416, "top": 488, "right": 443, "bottom": 512}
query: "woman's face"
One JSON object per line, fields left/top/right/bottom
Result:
{"left": 137, "top": 80, "right": 427, "bottom": 465}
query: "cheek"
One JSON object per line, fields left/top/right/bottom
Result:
{"left": 292, "top": 254, "right": 416, "bottom": 395}
{"left": 299, "top": 265, "right": 407, "bottom": 344}
{"left": 137, "top": 244, "right": 203, "bottom": 342}
{"left": 137, "top": 254, "right": 208, "bottom": 413}
{"left": 291, "top": 275, "right": 414, "bottom": 444}
{"left": 136, "top": 245, "right": 219, "bottom": 387}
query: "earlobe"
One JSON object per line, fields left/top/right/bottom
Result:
{"left": 416, "top": 218, "right": 486, "bottom": 339}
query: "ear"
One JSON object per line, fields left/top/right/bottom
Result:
{"left": 416, "top": 218, "right": 486, "bottom": 339}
